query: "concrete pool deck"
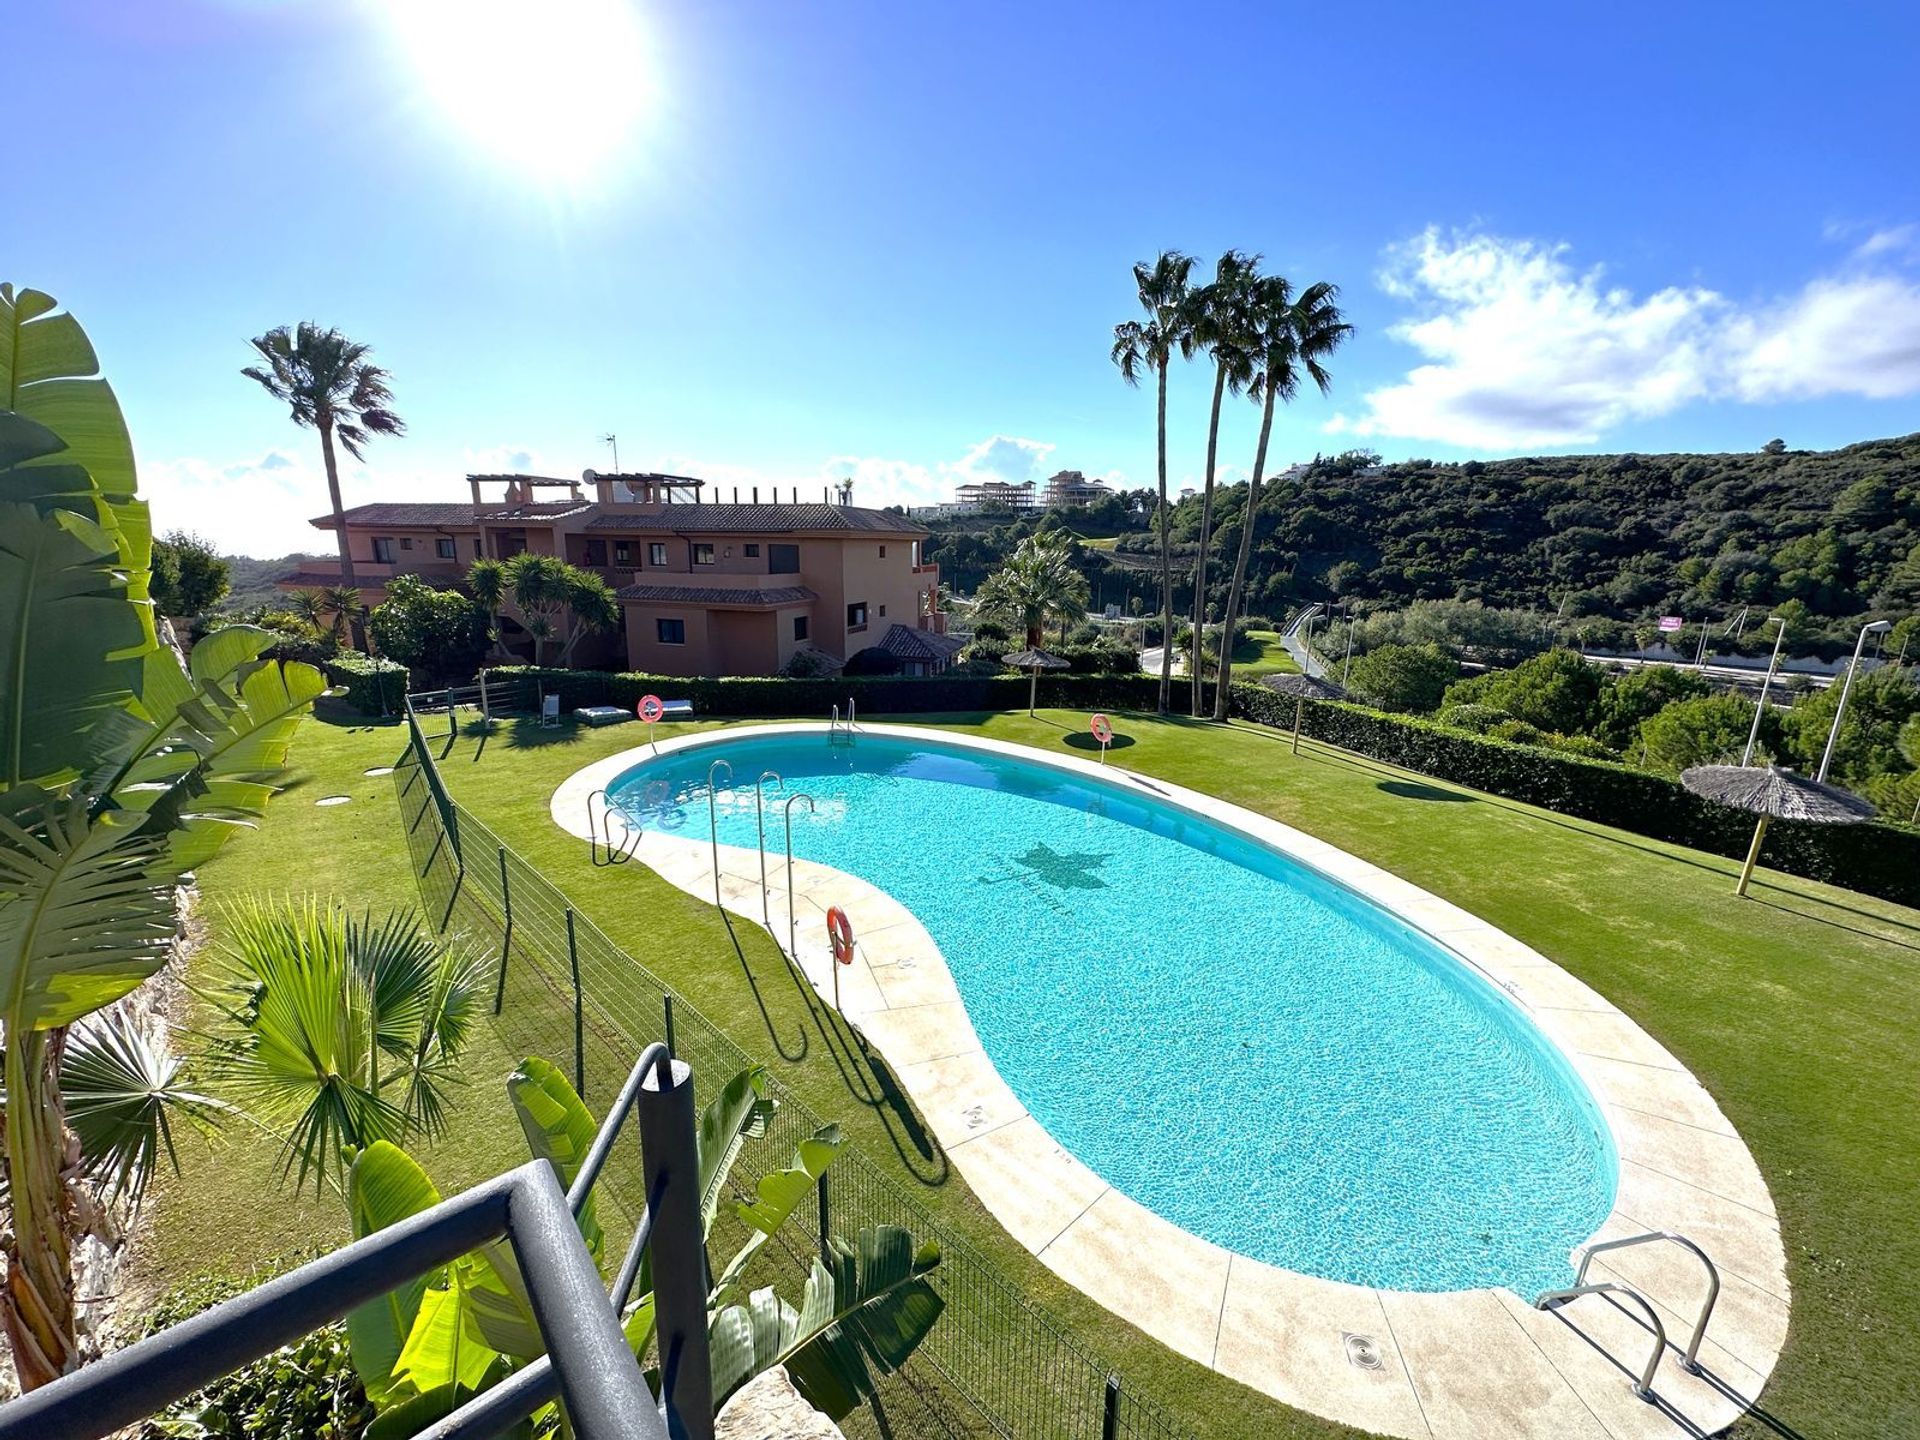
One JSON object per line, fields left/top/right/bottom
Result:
{"left": 553, "top": 722, "right": 1790, "bottom": 1440}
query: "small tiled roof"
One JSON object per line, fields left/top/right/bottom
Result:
{"left": 474, "top": 501, "right": 594, "bottom": 520}
{"left": 614, "top": 583, "right": 817, "bottom": 608}
{"left": 312, "top": 503, "right": 479, "bottom": 529}
{"left": 586, "top": 504, "right": 925, "bottom": 536}
{"left": 877, "top": 623, "right": 966, "bottom": 663}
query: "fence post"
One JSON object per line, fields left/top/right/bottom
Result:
{"left": 566, "top": 907, "right": 585, "bottom": 1098}
{"left": 637, "top": 1053, "right": 716, "bottom": 1440}
{"left": 1102, "top": 1374, "right": 1120, "bottom": 1440}
{"left": 493, "top": 846, "right": 513, "bottom": 1015}
{"left": 663, "top": 994, "right": 676, "bottom": 1059}
{"left": 817, "top": 1172, "right": 830, "bottom": 1260}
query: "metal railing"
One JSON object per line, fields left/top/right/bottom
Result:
{"left": 1572, "top": 1230, "right": 1721, "bottom": 1373}
{"left": 392, "top": 723, "right": 1193, "bottom": 1440}
{"left": 1532, "top": 1281, "right": 1669, "bottom": 1400}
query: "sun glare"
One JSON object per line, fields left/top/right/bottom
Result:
{"left": 380, "top": 0, "right": 653, "bottom": 186}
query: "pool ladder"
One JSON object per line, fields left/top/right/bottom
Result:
{"left": 828, "top": 697, "right": 857, "bottom": 747}
{"left": 585, "top": 789, "right": 640, "bottom": 867}
{"left": 1532, "top": 1230, "right": 1720, "bottom": 1400}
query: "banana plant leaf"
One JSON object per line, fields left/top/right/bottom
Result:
{"left": 0, "top": 500, "right": 146, "bottom": 790}
{"left": 393, "top": 1274, "right": 500, "bottom": 1398}
{"left": 345, "top": 1142, "right": 444, "bottom": 1408}
{"left": 709, "top": 1224, "right": 943, "bottom": 1420}
{"left": 363, "top": 1361, "right": 526, "bottom": 1440}
{"left": 0, "top": 788, "right": 176, "bottom": 1031}
{"left": 506, "top": 1056, "right": 604, "bottom": 1255}
{"left": 698, "top": 1065, "right": 770, "bottom": 1237}
{"left": 710, "top": 1125, "right": 842, "bottom": 1309}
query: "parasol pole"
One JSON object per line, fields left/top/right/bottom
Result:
{"left": 1293, "top": 694, "right": 1304, "bottom": 754}
{"left": 1028, "top": 664, "right": 1038, "bottom": 717}
{"left": 1737, "top": 815, "right": 1770, "bottom": 898}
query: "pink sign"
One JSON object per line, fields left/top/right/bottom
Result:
{"left": 1657, "top": 616, "right": 1684, "bottom": 632}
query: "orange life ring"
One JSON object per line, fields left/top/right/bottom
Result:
{"left": 637, "top": 694, "right": 665, "bottom": 723}
{"left": 1090, "top": 713, "right": 1113, "bottom": 743}
{"left": 826, "top": 906, "right": 855, "bottom": 966}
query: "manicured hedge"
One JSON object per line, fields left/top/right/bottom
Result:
{"left": 490, "top": 665, "right": 1192, "bottom": 717}
{"left": 325, "top": 653, "right": 411, "bottom": 715}
{"left": 1230, "top": 682, "right": 1920, "bottom": 907}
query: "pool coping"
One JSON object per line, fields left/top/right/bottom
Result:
{"left": 552, "top": 721, "right": 1790, "bottom": 1440}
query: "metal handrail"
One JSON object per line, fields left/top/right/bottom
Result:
{"left": 755, "top": 769, "right": 783, "bottom": 933}
{"left": 0, "top": 1163, "right": 668, "bottom": 1440}
{"left": 706, "top": 758, "right": 734, "bottom": 911}
{"left": 585, "top": 789, "right": 639, "bottom": 867}
{"left": 829, "top": 703, "right": 841, "bottom": 742}
{"left": 783, "top": 792, "right": 818, "bottom": 958}
{"left": 1576, "top": 1230, "right": 1720, "bottom": 1373}
{"left": 1533, "top": 1281, "right": 1668, "bottom": 1399}
{"left": 847, "top": 697, "right": 857, "bottom": 730}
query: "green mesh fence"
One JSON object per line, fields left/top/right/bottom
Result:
{"left": 390, "top": 721, "right": 1191, "bottom": 1440}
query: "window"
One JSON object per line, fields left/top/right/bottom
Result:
{"left": 846, "top": 602, "right": 868, "bottom": 631}
{"left": 472, "top": 537, "right": 483, "bottom": 558}
{"left": 435, "top": 537, "right": 456, "bottom": 560}
{"left": 372, "top": 537, "right": 395, "bottom": 563}
{"left": 878, "top": 605, "right": 887, "bottom": 618}
{"left": 769, "top": 543, "right": 800, "bottom": 574}
{"left": 692, "top": 543, "right": 715, "bottom": 565}
{"left": 613, "top": 541, "right": 632, "bottom": 565}
{"left": 583, "top": 538, "right": 607, "bottom": 566}
{"left": 400, "top": 536, "right": 414, "bottom": 551}
{"left": 743, "top": 543, "right": 760, "bottom": 558}
{"left": 656, "top": 618, "right": 686, "bottom": 645}
{"left": 879, "top": 545, "right": 887, "bottom": 558}
{"left": 648, "top": 542, "right": 669, "bottom": 567}
{"left": 793, "top": 616, "right": 809, "bottom": 642}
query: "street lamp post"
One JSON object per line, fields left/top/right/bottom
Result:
{"left": 1341, "top": 607, "right": 1357, "bottom": 690}
{"left": 1816, "top": 620, "right": 1893, "bottom": 783}
{"left": 1741, "top": 616, "right": 1789, "bottom": 767}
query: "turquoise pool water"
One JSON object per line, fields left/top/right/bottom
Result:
{"left": 607, "top": 731, "right": 1616, "bottom": 1294}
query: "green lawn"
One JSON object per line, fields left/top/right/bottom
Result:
{"left": 1232, "top": 628, "right": 1300, "bottom": 676}
{"left": 138, "top": 702, "right": 1920, "bottom": 1439}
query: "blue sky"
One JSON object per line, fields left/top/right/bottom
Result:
{"left": 9, "top": 0, "right": 1920, "bottom": 555}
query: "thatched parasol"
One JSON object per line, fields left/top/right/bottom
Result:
{"left": 1681, "top": 764, "right": 1876, "bottom": 897}
{"left": 1264, "top": 672, "right": 1347, "bottom": 753}
{"left": 1002, "top": 648, "right": 1070, "bottom": 716}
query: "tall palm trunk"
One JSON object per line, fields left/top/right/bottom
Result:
{"left": 1155, "top": 362, "right": 1173, "bottom": 715}
{"left": 1189, "top": 364, "right": 1228, "bottom": 715}
{"left": 318, "top": 419, "right": 367, "bottom": 653}
{"left": 1213, "top": 384, "right": 1279, "bottom": 718}
{"left": 1, "top": 1028, "right": 78, "bottom": 1389}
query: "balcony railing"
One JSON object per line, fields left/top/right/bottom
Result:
{"left": 0, "top": 1044, "right": 709, "bottom": 1440}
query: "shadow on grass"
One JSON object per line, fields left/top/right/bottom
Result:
{"left": 1062, "top": 731, "right": 1137, "bottom": 753}
{"left": 767, "top": 942, "right": 947, "bottom": 1188}
{"left": 502, "top": 718, "right": 586, "bottom": 750}
{"left": 715, "top": 904, "right": 809, "bottom": 1064}
{"left": 1377, "top": 779, "right": 1473, "bottom": 803}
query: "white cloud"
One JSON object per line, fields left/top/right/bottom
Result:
{"left": 1336, "top": 226, "right": 1920, "bottom": 449}
{"left": 822, "top": 434, "right": 1064, "bottom": 508}
{"left": 143, "top": 452, "right": 332, "bottom": 557}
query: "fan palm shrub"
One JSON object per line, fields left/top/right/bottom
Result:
{"left": 975, "top": 533, "right": 1091, "bottom": 648}
{"left": 204, "top": 898, "right": 487, "bottom": 1195}
{"left": 242, "top": 323, "right": 406, "bottom": 650}
{"left": 0, "top": 283, "right": 323, "bottom": 1386}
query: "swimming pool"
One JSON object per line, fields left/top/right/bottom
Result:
{"left": 606, "top": 730, "right": 1617, "bottom": 1296}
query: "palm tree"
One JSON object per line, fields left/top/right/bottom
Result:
{"left": 287, "top": 587, "right": 328, "bottom": 633}
{"left": 1186, "top": 252, "right": 1260, "bottom": 715}
{"left": 322, "top": 584, "right": 366, "bottom": 652}
{"left": 975, "top": 532, "right": 1091, "bottom": 648}
{"left": 243, "top": 323, "right": 405, "bottom": 649}
{"left": 205, "top": 897, "right": 486, "bottom": 1194}
{"left": 1213, "top": 280, "right": 1352, "bottom": 717}
{"left": 1112, "top": 252, "right": 1196, "bottom": 716}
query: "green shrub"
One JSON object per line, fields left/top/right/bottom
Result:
{"left": 1442, "top": 650, "right": 1606, "bottom": 734}
{"left": 1344, "top": 642, "right": 1457, "bottom": 713}
{"left": 367, "top": 575, "right": 489, "bottom": 680}
{"left": 1435, "top": 702, "right": 1509, "bottom": 734}
{"left": 323, "top": 653, "right": 410, "bottom": 715}
{"left": 1487, "top": 717, "right": 1545, "bottom": 745}
{"left": 1229, "top": 682, "right": 1920, "bottom": 907}
{"left": 137, "top": 1268, "right": 369, "bottom": 1440}
{"left": 1637, "top": 693, "right": 1778, "bottom": 775}
{"left": 492, "top": 666, "right": 1185, "bottom": 718}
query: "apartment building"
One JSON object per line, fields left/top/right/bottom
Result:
{"left": 285, "top": 472, "right": 952, "bottom": 677}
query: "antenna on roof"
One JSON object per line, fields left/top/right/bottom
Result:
{"left": 600, "top": 433, "right": 618, "bottom": 472}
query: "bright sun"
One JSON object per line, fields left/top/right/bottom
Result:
{"left": 380, "top": 0, "right": 653, "bottom": 186}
